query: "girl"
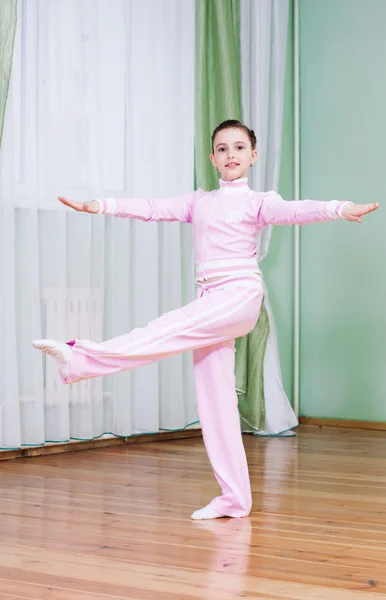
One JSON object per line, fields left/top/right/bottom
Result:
{"left": 33, "top": 120, "right": 378, "bottom": 520}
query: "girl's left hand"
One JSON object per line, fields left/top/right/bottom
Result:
{"left": 342, "top": 202, "right": 379, "bottom": 222}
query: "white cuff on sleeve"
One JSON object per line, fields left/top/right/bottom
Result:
{"left": 94, "top": 199, "right": 104, "bottom": 214}
{"left": 326, "top": 200, "right": 341, "bottom": 218}
{"left": 94, "top": 198, "right": 118, "bottom": 215}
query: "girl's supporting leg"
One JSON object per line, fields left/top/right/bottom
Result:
{"left": 192, "top": 341, "right": 252, "bottom": 519}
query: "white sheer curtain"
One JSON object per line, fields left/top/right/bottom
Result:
{"left": 0, "top": 0, "right": 197, "bottom": 449}
{"left": 240, "top": 0, "right": 298, "bottom": 435}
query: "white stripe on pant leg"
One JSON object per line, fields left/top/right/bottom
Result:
{"left": 114, "top": 290, "right": 260, "bottom": 357}
{"left": 75, "top": 286, "right": 261, "bottom": 359}
{"left": 141, "top": 289, "right": 261, "bottom": 354}
{"left": 109, "top": 288, "right": 260, "bottom": 360}
{"left": 86, "top": 287, "right": 251, "bottom": 356}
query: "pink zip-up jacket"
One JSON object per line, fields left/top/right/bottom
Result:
{"left": 96, "top": 178, "right": 350, "bottom": 281}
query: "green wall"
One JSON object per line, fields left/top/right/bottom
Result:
{"left": 299, "top": 0, "right": 386, "bottom": 421}
{"left": 263, "top": 0, "right": 295, "bottom": 405}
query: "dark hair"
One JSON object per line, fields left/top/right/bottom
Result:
{"left": 211, "top": 119, "right": 257, "bottom": 152}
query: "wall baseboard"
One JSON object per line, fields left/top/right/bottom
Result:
{"left": 4, "top": 418, "right": 384, "bottom": 462}
{"left": 299, "top": 417, "right": 386, "bottom": 431}
{"left": 0, "top": 428, "right": 203, "bottom": 462}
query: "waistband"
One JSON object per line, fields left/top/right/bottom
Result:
{"left": 196, "top": 272, "right": 262, "bottom": 296}
{"left": 196, "top": 257, "right": 260, "bottom": 281}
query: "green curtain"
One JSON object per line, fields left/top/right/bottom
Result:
{"left": 0, "top": 0, "right": 17, "bottom": 146}
{"left": 195, "top": 0, "right": 269, "bottom": 431}
{"left": 195, "top": 0, "right": 241, "bottom": 191}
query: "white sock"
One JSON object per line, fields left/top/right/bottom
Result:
{"left": 190, "top": 505, "right": 224, "bottom": 521}
{"left": 32, "top": 339, "right": 72, "bottom": 379}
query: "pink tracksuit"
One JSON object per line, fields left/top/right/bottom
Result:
{"left": 64, "top": 178, "right": 349, "bottom": 517}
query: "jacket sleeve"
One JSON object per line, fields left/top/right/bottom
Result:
{"left": 256, "top": 191, "right": 352, "bottom": 226}
{"left": 95, "top": 191, "right": 198, "bottom": 223}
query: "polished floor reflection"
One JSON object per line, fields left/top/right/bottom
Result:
{"left": 0, "top": 425, "right": 385, "bottom": 599}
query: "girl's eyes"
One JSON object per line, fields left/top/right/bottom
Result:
{"left": 218, "top": 146, "right": 245, "bottom": 152}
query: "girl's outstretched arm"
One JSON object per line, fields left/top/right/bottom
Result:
{"left": 58, "top": 192, "right": 199, "bottom": 223}
{"left": 257, "top": 191, "right": 378, "bottom": 226}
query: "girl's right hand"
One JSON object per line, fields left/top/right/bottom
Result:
{"left": 58, "top": 197, "right": 100, "bottom": 214}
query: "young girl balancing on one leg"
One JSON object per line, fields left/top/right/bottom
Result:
{"left": 33, "top": 120, "right": 378, "bottom": 520}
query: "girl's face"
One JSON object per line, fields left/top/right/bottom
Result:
{"left": 210, "top": 127, "right": 257, "bottom": 182}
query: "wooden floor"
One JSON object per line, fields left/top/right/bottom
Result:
{"left": 0, "top": 426, "right": 386, "bottom": 599}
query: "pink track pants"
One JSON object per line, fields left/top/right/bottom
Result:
{"left": 65, "top": 275, "right": 263, "bottom": 517}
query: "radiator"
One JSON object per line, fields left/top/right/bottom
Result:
{"left": 41, "top": 287, "right": 103, "bottom": 406}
